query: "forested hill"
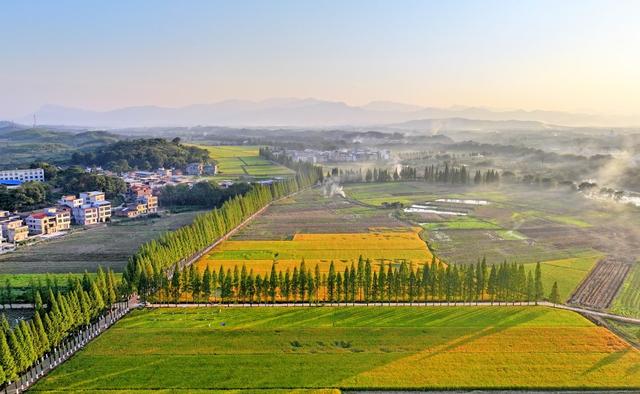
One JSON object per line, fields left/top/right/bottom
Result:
{"left": 0, "top": 127, "right": 124, "bottom": 169}
{"left": 70, "top": 138, "right": 211, "bottom": 171}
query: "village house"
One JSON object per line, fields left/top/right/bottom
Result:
{"left": 59, "top": 192, "right": 112, "bottom": 224}
{"left": 26, "top": 208, "right": 71, "bottom": 235}
{"left": 72, "top": 205, "right": 99, "bottom": 225}
{"left": 0, "top": 211, "right": 28, "bottom": 243}
{"left": 185, "top": 162, "right": 204, "bottom": 176}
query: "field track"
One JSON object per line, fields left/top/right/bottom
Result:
{"left": 569, "top": 257, "right": 632, "bottom": 309}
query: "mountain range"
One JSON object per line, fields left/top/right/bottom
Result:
{"left": 12, "top": 98, "right": 640, "bottom": 129}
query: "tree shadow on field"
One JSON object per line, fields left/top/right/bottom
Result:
{"left": 418, "top": 307, "right": 551, "bottom": 360}
{"left": 582, "top": 349, "right": 630, "bottom": 376}
{"left": 338, "top": 307, "right": 552, "bottom": 387}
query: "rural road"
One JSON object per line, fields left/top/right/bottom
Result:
{"left": 145, "top": 300, "right": 640, "bottom": 325}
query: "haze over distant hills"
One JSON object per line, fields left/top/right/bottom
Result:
{"left": 11, "top": 98, "right": 640, "bottom": 129}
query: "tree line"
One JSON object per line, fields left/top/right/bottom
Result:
{"left": 140, "top": 257, "right": 557, "bottom": 305}
{"left": 0, "top": 268, "right": 119, "bottom": 386}
{"left": 328, "top": 164, "right": 500, "bottom": 185}
{"left": 123, "top": 169, "right": 322, "bottom": 295}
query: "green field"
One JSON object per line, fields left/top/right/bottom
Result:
{"left": 32, "top": 307, "right": 640, "bottom": 391}
{"left": 524, "top": 252, "right": 601, "bottom": 302}
{"left": 194, "top": 145, "right": 295, "bottom": 180}
{"left": 421, "top": 217, "right": 501, "bottom": 230}
{"left": 611, "top": 263, "right": 640, "bottom": 318}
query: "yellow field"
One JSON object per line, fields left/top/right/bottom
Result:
{"left": 196, "top": 228, "right": 434, "bottom": 274}
{"left": 340, "top": 326, "right": 640, "bottom": 388}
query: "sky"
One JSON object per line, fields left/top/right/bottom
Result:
{"left": 1, "top": 0, "right": 639, "bottom": 119}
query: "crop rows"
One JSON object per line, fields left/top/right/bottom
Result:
{"left": 569, "top": 258, "right": 632, "bottom": 309}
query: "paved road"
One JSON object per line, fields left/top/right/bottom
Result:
{"left": 146, "top": 300, "right": 640, "bottom": 324}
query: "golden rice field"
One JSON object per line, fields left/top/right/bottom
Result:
{"left": 196, "top": 228, "right": 434, "bottom": 274}
{"left": 31, "top": 307, "right": 640, "bottom": 391}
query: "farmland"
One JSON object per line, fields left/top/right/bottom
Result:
{"left": 569, "top": 258, "right": 632, "bottom": 309}
{"left": 195, "top": 188, "right": 428, "bottom": 274}
{"left": 344, "top": 182, "right": 640, "bottom": 307}
{"left": 195, "top": 145, "right": 295, "bottom": 180}
{"left": 31, "top": 306, "right": 640, "bottom": 391}
{"left": 524, "top": 252, "right": 602, "bottom": 302}
{"left": 0, "top": 210, "right": 206, "bottom": 274}
{"left": 232, "top": 188, "right": 409, "bottom": 239}
{"left": 610, "top": 263, "right": 640, "bottom": 318}
{"left": 197, "top": 228, "right": 434, "bottom": 275}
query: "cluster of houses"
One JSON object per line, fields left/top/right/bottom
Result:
{"left": 114, "top": 185, "right": 158, "bottom": 218}
{"left": 119, "top": 165, "right": 215, "bottom": 193}
{"left": 287, "top": 148, "right": 391, "bottom": 163}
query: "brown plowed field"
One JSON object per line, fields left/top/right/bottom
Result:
{"left": 569, "top": 258, "right": 632, "bottom": 309}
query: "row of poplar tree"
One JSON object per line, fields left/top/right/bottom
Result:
{"left": 141, "top": 257, "right": 554, "bottom": 305}
{"left": 0, "top": 268, "right": 119, "bottom": 386}
{"left": 331, "top": 165, "right": 500, "bottom": 185}
{"left": 123, "top": 166, "right": 322, "bottom": 295}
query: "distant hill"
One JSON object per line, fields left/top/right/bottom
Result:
{"left": 0, "top": 127, "right": 124, "bottom": 169}
{"left": 386, "top": 117, "right": 559, "bottom": 132}
{"left": 13, "top": 99, "right": 638, "bottom": 128}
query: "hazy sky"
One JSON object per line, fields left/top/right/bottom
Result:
{"left": 1, "top": 0, "right": 639, "bottom": 119}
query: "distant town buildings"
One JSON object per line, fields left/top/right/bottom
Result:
{"left": 0, "top": 168, "right": 45, "bottom": 183}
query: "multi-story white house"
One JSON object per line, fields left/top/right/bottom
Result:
{"left": 0, "top": 168, "right": 45, "bottom": 182}
{"left": 58, "top": 195, "right": 84, "bottom": 208}
{"left": 80, "top": 191, "right": 106, "bottom": 204}
{"left": 71, "top": 191, "right": 112, "bottom": 223}
{"left": 72, "top": 205, "right": 99, "bottom": 225}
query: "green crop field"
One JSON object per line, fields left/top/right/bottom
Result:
{"left": 194, "top": 145, "right": 295, "bottom": 180}
{"left": 610, "top": 263, "right": 640, "bottom": 318}
{"left": 31, "top": 307, "right": 640, "bottom": 392}
{"left": 524, "top": 252, "right": 602, "bottom": 302}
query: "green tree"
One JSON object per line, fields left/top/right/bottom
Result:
{"left": 534, "top": 262, "right": 544, "bottom": 304}
{"left": 0, "top": 331, "right": 16, "bottom": 381}
{"left": 549, "top": 281, "right": 560, "bottom": 305}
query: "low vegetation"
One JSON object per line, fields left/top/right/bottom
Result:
{"left": 31, "top": 307, "right": 640, "bottom": 391}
